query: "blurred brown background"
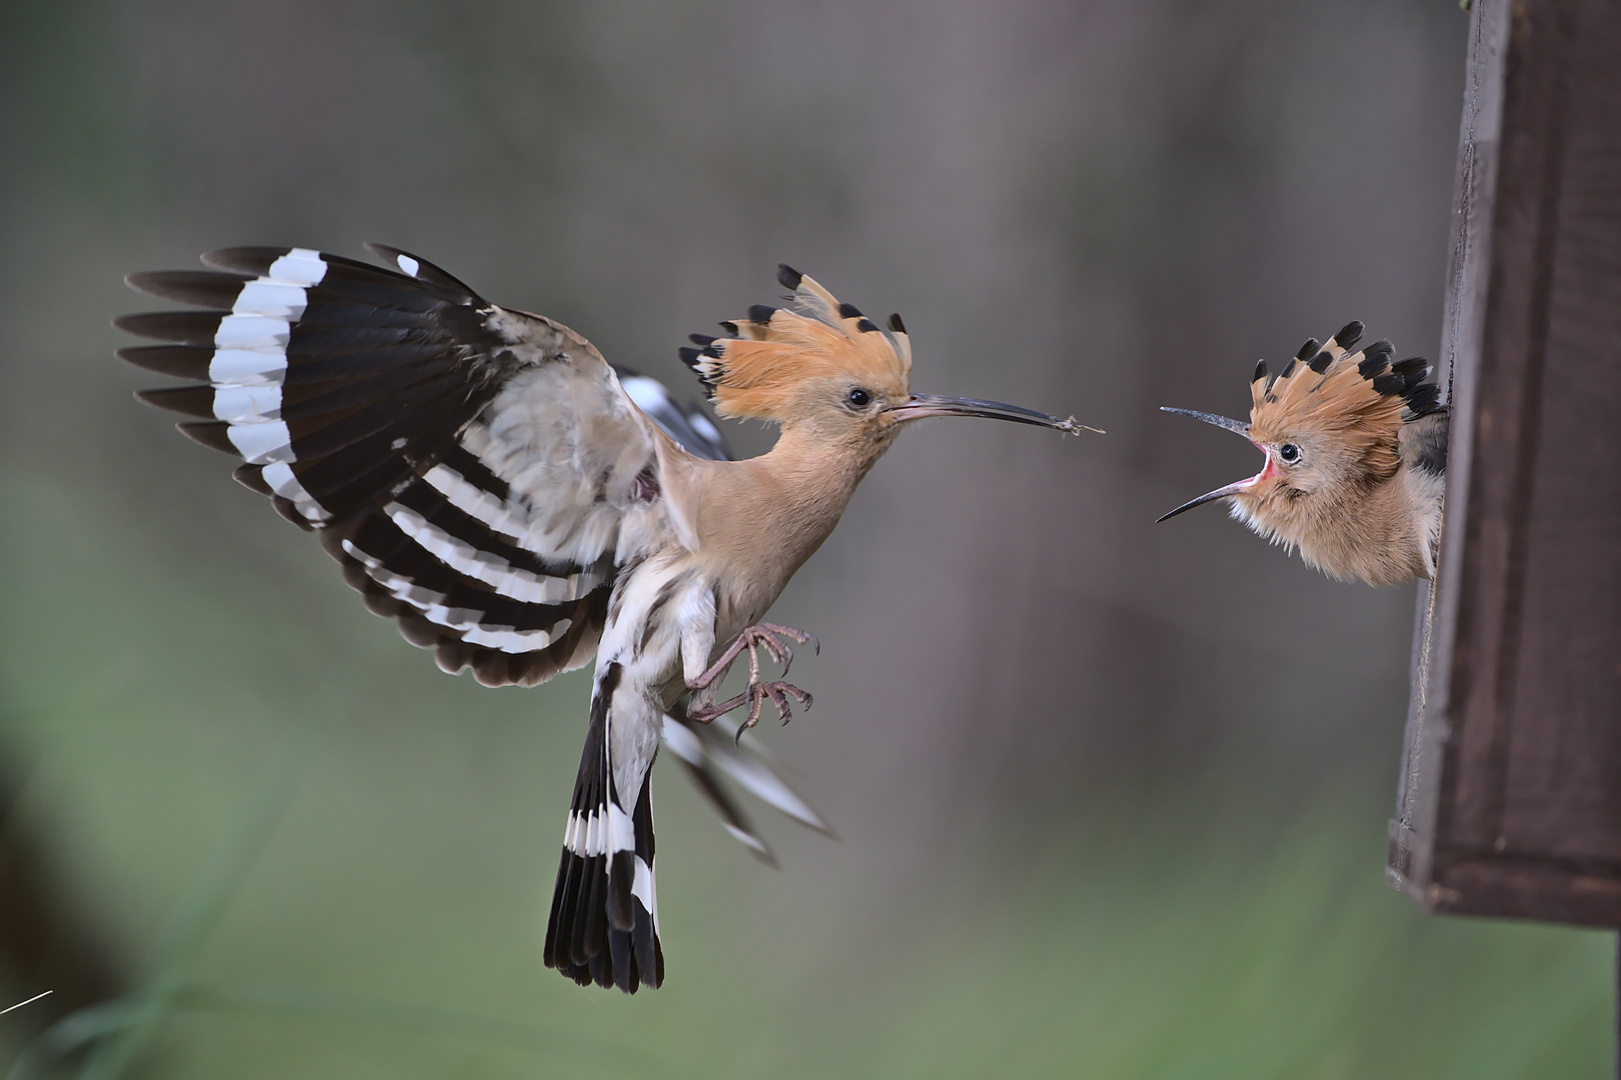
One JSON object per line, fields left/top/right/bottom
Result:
{"left": 0, "top": 2, "right": 1611, "bottom": 1077}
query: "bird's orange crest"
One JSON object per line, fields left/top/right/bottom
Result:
{"left": 1247, "top": 324, "right": 1427, "bottom": 483}
{"left": 680, "top": 266, "right": 912, "bottom": 422}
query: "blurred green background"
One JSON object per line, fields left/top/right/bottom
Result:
{"left": 0, "top": 1, "right": 1612, "bottom": 1077}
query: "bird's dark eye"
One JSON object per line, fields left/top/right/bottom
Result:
{"left": 846, "top": 387, "right": 872, "bottom": 409}
{"left": 1278, "top": 443, "right": 1301, "bottom": 464}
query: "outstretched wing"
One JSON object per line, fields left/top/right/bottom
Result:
{"left": 118, "top": 245, "right": 682, "bottom": 687}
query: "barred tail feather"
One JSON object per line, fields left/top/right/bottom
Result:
{"left": 544, "top": 664, "right": 662, "bottom": 993}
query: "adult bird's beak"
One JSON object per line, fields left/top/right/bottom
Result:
{"left": 1156, "top": 406, "right": 1266, "bottom": 522}
{"left": 886, "top": 394, "right": 1099, "bottom": 435}
{"left": 1159, "top": 407, "right": 1250, "bottom": 437}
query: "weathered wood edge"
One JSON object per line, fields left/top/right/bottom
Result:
{"left": 1387, "top": 0, "right": 1507, "bottom": 902}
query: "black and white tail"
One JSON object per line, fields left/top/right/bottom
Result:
{"left": 544, "top": 663, "right": 663, "bottom": 992}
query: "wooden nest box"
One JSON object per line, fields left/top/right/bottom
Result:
{"left": 1389, "top": 0, "right": 1621, "bottom": 927}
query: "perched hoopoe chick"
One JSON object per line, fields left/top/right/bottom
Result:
{"left": 117, "top": 249, "right": 1087, "bottom": 994}
{"left": 1158, "top": 321, "right": 1448, "bottom": 586}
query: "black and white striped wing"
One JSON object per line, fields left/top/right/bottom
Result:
{"left": 118, "top": 245, "right": 673, "bottom": 687}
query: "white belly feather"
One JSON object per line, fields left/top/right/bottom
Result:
{"left": 594, "top": 552, "right": 719, "bottom": 810}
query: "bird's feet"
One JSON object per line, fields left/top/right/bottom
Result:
{"left": 686, "top": 623, "right": 818, "bottom": 741}
{"left": 689, "top": 680, "right": 814, "bottom": 741}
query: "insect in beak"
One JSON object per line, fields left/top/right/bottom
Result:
{"left": 885, "top": 394, "right": 1100, "bottom": 435}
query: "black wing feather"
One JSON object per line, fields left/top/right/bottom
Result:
{"left": 117, "top": 245, "right": 630, "bottom": 688}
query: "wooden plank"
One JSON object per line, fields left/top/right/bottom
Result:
{"left": 1389, "top": 0, "right": 1621, "bottom": 927}
{"left": 1387, "top": 0, "right": 1507, "bottom": 907}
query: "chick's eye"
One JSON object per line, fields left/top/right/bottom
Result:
{"left": 1278, "top": 443, "right": 1301, "bottom": 464}
{"left": 846, "top": 387, "right": 872, "bottom": 409}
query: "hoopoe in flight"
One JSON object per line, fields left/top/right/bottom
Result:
{"left": 1157, "top": 322, "right": 1448, "bottom": 586}
{"left": 117, "top": 247, "right": 1087, "bottom": 994}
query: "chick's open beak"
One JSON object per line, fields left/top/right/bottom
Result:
{"left": 886, "top": 394, "right": 1100, "bottom": 435}
{"left": 1156, "top": 406, "right": 1265, "bottom": 522}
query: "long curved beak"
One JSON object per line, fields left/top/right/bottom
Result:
{"left": 1156, "top": 406, "right": 1262, "bottom": 522}
{"left": 886, "top": 394, "right": 1101, "bottom": 435}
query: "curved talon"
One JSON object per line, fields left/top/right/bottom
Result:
{"left": 770, "top": 683, "right": 812, "bottom": 726}
{"left": 759, "top": 637, "right": 792, "bottom": 674}
{"left": 735, "top": 684, "right": 772, "bottom": 743}
{"left": 758, "top": 623, "right": 817, "bottom": 650}
{"left": 765, "top": 685, "right": 793, "bottom": 726}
